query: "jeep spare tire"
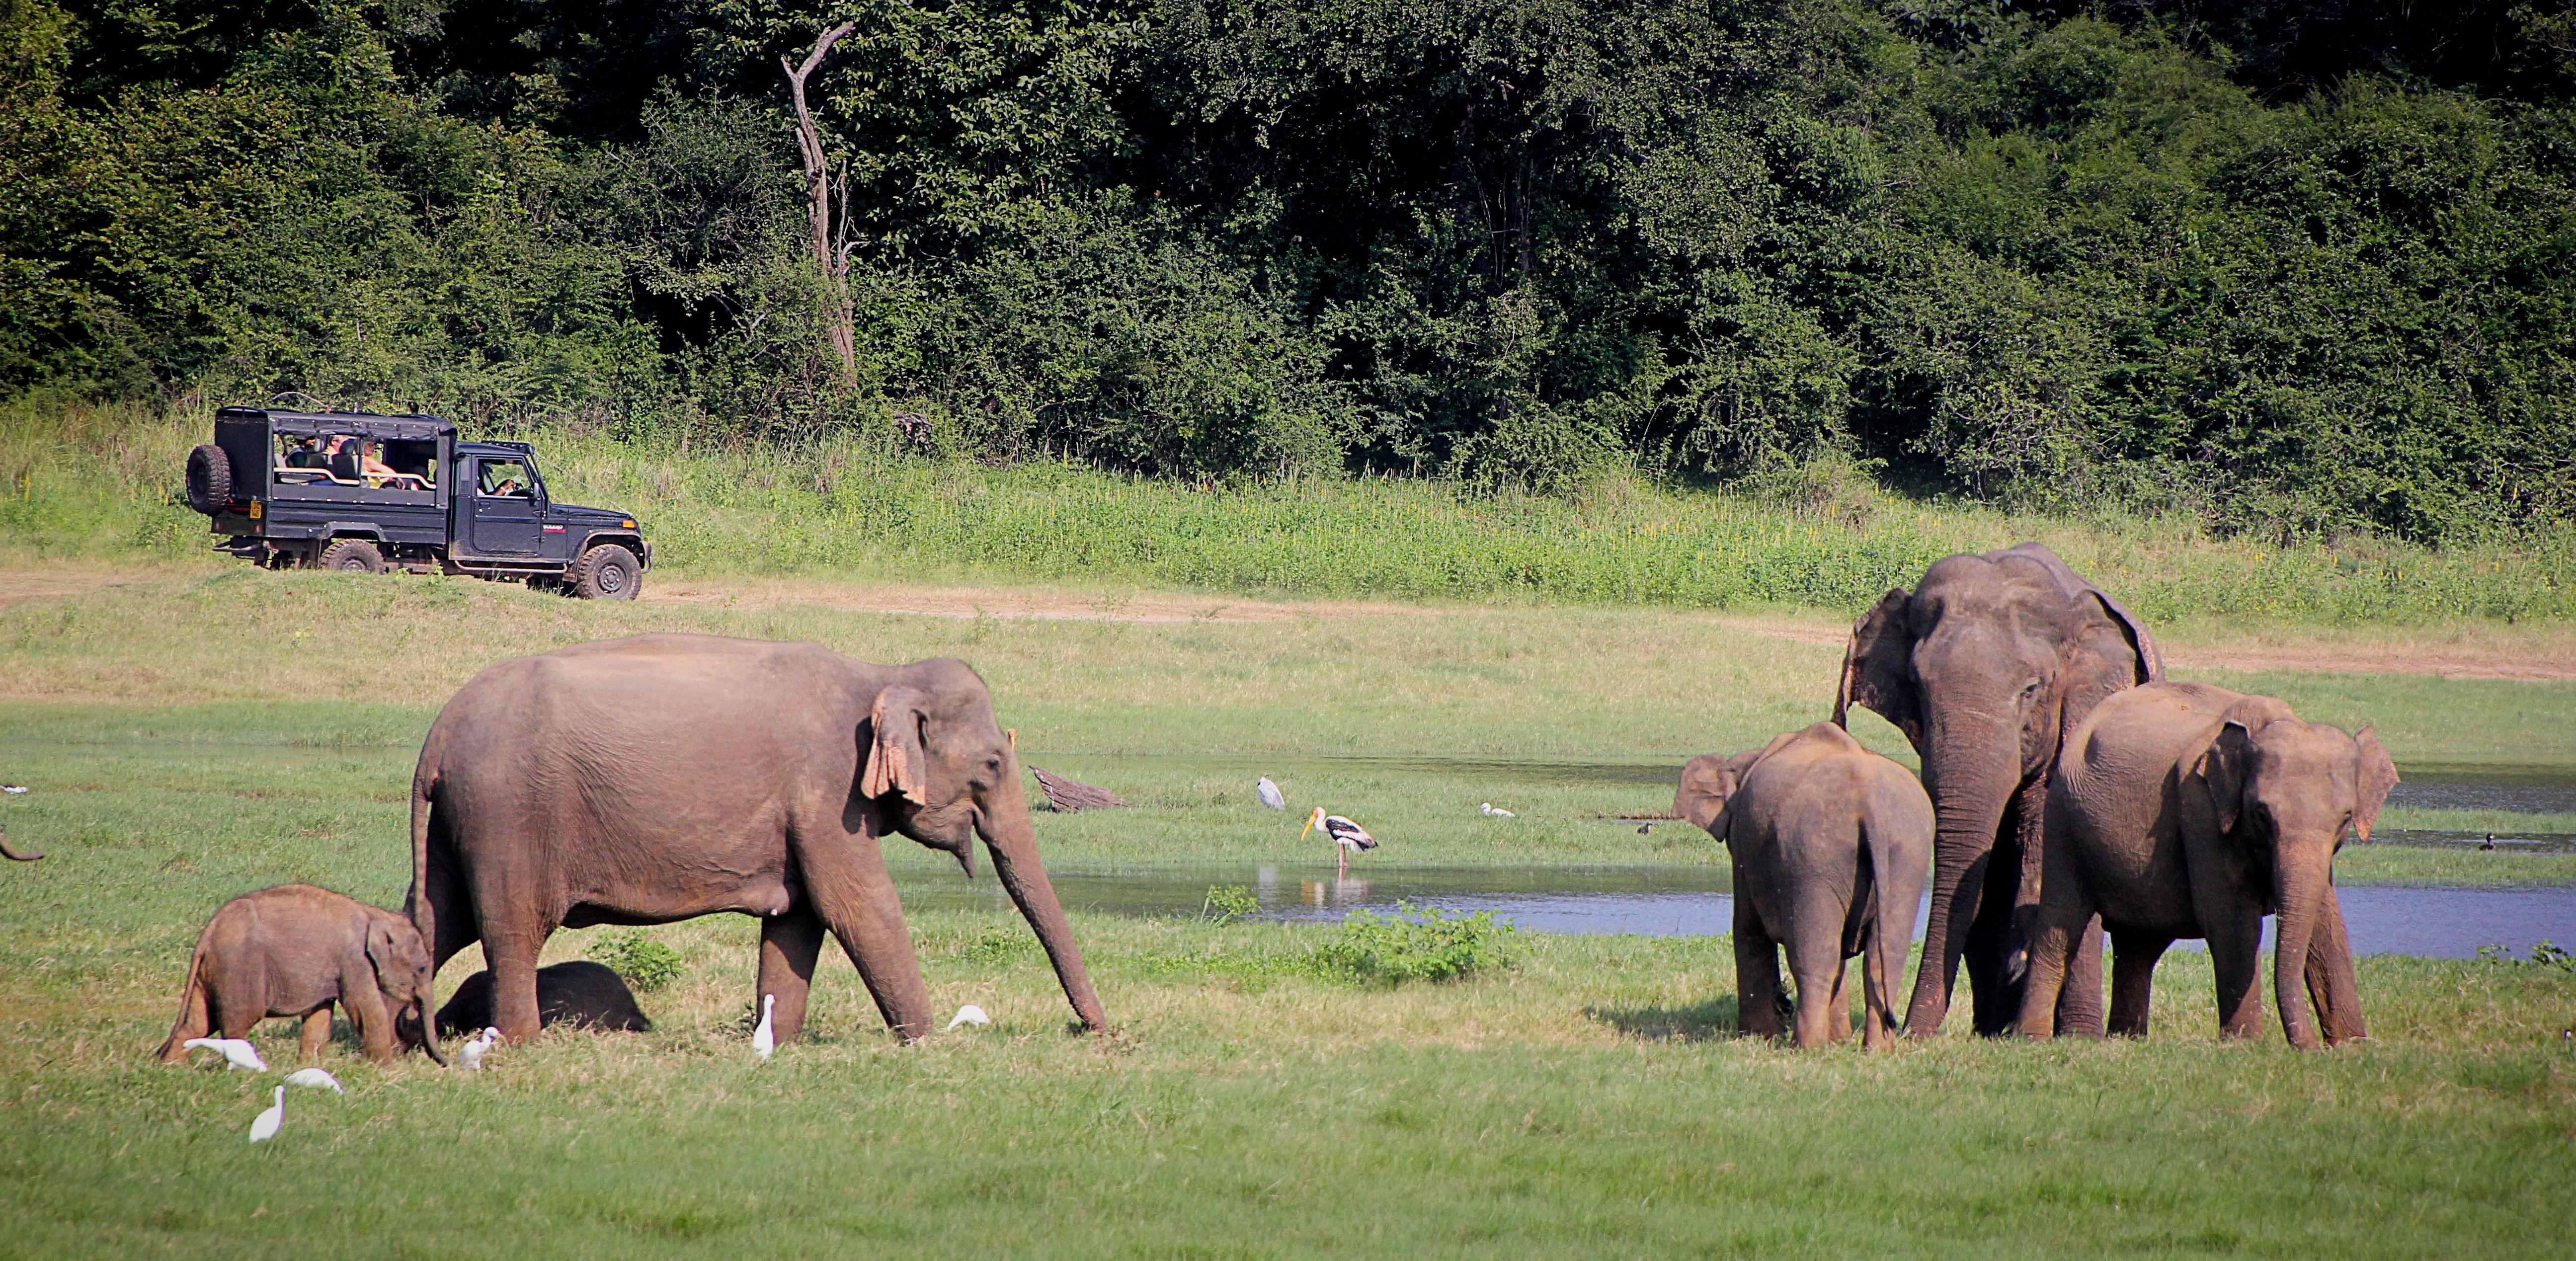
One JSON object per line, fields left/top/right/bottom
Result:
{"left": 184, "top": 445, "right": 233, "bottom": 514}
{"left": 570, "top": 543, "right": 641, "bottom": 600}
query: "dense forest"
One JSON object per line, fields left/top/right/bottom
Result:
{"left": 2, "top": 0, "right": 2572, "bottom": 541}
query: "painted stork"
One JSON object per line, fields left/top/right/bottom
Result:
{"left": 1303, "top": 807, "right": 1378, "bottom": 875}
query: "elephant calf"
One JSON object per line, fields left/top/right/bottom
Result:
{"left": 1679, "top": 723, "right": 1932, "bottom": 1049}
{"left": 2017, "top": 683, "right": 2394, "bottom": 1049}
{"left": 437, "top": 961, "right": 653, "bottom": 1037}
{"left": 157, "top": 884, "right": 447, "bottom": 1066}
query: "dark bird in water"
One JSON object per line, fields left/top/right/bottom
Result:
{"left": 1636, "top": 823, "right": 1654, "bottom": 835}
{"left": 2482, "top": 833, "right": 2497, "bottom": 851}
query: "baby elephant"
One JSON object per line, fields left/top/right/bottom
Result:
{"left": 157, "top": 884, "right": 447, "bottom": 1066}
{"left": 437, "top": 961, "right": 653, "bottom": 1037}
{"left": 2018, "top": 683, "right": 2394, "bottom": 1049}
{"left": 1679, "top": 723, "right": 1932, "bottom": 1048}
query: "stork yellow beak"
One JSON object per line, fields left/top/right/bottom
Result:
{"left": 1300, "top": 807, "right": 1321, "bottom": 841}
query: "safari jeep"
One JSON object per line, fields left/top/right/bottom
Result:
{"left": 184, "top": 406, "right": 651, "bottom": 599}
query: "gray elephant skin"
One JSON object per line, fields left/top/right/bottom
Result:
{"left": 406, "top": 633, "right": 1105, "bottom": 1044}
{"left": 1679, "top": 723, "right": 1932, "bottom": 1049}
{"left": 157, "top": 883, "right": 447, "bottom": 1065}
{"left": 437, "top": 961, "right": 653, "bottom": 1036}
{"left": 1837, "top": 542, "right": 2161, "bottom": 1036}
{"left": 2017, "top": 683, "right": 2392, "bottom": 1049}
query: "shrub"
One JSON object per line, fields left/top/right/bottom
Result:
{"left": 1312, "top": 902, "right": 1519, "bottom": 985}
{"left": 957, "top": 927, "right": 1037, "bottom": 966}
{"left": 589, "top": 931, "right": 685, "bottom": 992}
{"left": 1200, "top": 885, "right": 1260, "bottom": 923}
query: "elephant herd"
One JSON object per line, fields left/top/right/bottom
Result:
{"left": 155, "top": 542, "right": 2389, "bottom": 1067}
{"left": 1676, "top": 543, "right": 2393, "bottom": 1050}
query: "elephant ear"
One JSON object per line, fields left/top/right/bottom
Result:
{"left": 2194, "top": 719, "right": 2256, "bottom": 837}
{"left": 2351, "top": 725, "right": 2399, "bottom": 842}
{"left": 365, "top": 917, "right": 426, "bottom": 996}
{"left": 2084, "top": 586, "right": 2165, "bottom": 683}
{"left": 1673, "top": 754, "right": 1731, "bottom": 834}
{"left": 1836, "top": 590, "right": 1923, "bottom": 752}
{"left": 862, "top": 686, "right": 932, "bottom": 806}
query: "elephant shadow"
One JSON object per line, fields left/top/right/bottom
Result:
{"left": 1586, "top": 995, "right": 1762, "bottom": 1042}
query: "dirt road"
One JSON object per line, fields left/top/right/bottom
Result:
{"left": 6, "top": 562, "right": 2570, "bottom": 681}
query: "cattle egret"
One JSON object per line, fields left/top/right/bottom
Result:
{"left": 459, "top": 1027, "right": 498, "bottom": 1072}
{"left": 947, "top": 1004, "right": 990, "bottom": 1031}
{"left": 248, "top": 1086, "right": 285, "bottom": 1143}
{"left": 283, "top": 1068, "right": 342, "bottom": 1093}
{"left": 751, "top": 994, "right": 776, "bottom": 1060}
{"left": 1303, "top": 807, "right": 1379, "bottom": 875}
{"left": 1256, "top": 777, "right": 1287, "bottom": 811}
{"left": 1479, "top": 802, "right": 1514, "bottom": 818}
{"left": 183, "top": 1037, "right": 268, "bottom": 1072}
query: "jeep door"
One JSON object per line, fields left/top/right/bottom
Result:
{"left": 466, "top": 456, "right": 541, "bottom": 554}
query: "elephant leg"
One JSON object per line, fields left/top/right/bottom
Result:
{"left": 217, "top": 976, "right": 265, "bottom": 1040}
{"left": 1784, "top": 913, "right": 1847, "bottom": 1050}
{"left": 299, "top": 1008, "right": 334, "bottom": 1061}
{"left": 2107, "top": 931, "right": 2171, "bottom": 1038}
{"left": 342, "top": 971, "right": 398, "bottom": 1064}
{"left": 418, "top": 842, "right": 480, "bottom": 971}
{"left": 1733, "top": 899, "right": 1785, "bottom": 1040}
{"left": 2204, "top": 910, "right": 2264, "bottom": 1040}
{"left": 480, "top": 929, "right": 549, "bottom": 1043}
{"left": 758, "top": 904, "right": 827, "bottom": 1044}
{"left": 2014, "top": 891, "right": 2091, "bottom": 1040}
{"left": 803, "top": 847, "right": 935, "bottom": 1042}
{"left": 2053, "top": 915, "right": 2106, "bottom": 1038}
{"left": 1963, "top": 838, "right": 2023, "bottom": 1037}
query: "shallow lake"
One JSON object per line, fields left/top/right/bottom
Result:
{"left": 894, "top": 862, "right": 2576, "bottom": 960}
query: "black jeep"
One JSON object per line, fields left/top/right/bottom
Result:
{"left": 184, "top": 407, "right": 651, "bottom": 600}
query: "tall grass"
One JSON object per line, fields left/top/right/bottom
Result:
{"left": 6, "top": 394, "right": 2571, "bottom": 622}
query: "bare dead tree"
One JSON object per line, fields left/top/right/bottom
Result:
{"left": 784, "top": 21, "right": 861, "bottom": 392}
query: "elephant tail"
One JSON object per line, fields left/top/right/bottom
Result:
{"left": 155, "top": 946, "right": 211, "bottom": 1063}
{"left": 406, "top": 753, "right": 441, "bottom": 967}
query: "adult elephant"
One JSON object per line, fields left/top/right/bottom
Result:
{"left": 1835, "top": 543, "right": 2162, "bottom": 1036}
{"left": 406, "top": 633, "right": 1106, "bottom": 1044}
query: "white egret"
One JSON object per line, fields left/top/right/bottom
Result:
{"left": 283, "top": 1068, "right": 342, "bottom": 1093}
{"left": 1256, "top": 777, "right": 1287, "bottom": 811}
{"left": 946, "top": 1004, "right": 990, "bottom": 1031}
{"left": 1303, "top": 807, "right": 1379, "bottom": 876}
{"left": 182, "top": 1037, "right": 267, "bottom": 1072}
{"left": 458, "top": 1027, "right": 498, "bottom": 1072}
{"left": 1479, "top": 802, "right": 1514, "bottom": 818}
{"left": 751, "top": 994, "right": 776, "bottom": 1060}
{"left": 248, "top": 1086, "right": 285, "bottom": 1143}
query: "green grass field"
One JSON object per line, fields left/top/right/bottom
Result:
{"left": 5, "top": 437, "right": 2576, "bottom": 1255}
{"left": 8, "top": 394, "right": 2576, "bottom": 622}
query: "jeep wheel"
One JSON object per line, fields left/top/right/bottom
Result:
{"left": 184, "top": 445, "right": 233, "bottom": 515}
{"left": 318, "top": 538, "right": 385, "bottom": 573}
{"left": 570, "top": 543, "right": 641, "bottom": 600}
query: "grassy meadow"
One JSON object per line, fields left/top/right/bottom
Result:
{"left": 5, "top": 407, "right": 2576, "bottom": 1255}
{"left": 7, "top": 394, "right": 2576, "bottom": 623}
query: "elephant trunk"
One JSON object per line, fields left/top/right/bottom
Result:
{"left": 979, "top": 767, "right": 1107, "bottom": 1032}
{"left": 1902, "top": 715, "right": 2020, "bottom": 1035}
{"left": 412, "top": 994, "right": 449, "bottom": 1066}
{"left": 0, "top": 826, "right": 42, "bottom": 861}
{"left": 2271, "top": 851, "right": 2334, "bottom": 1050}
